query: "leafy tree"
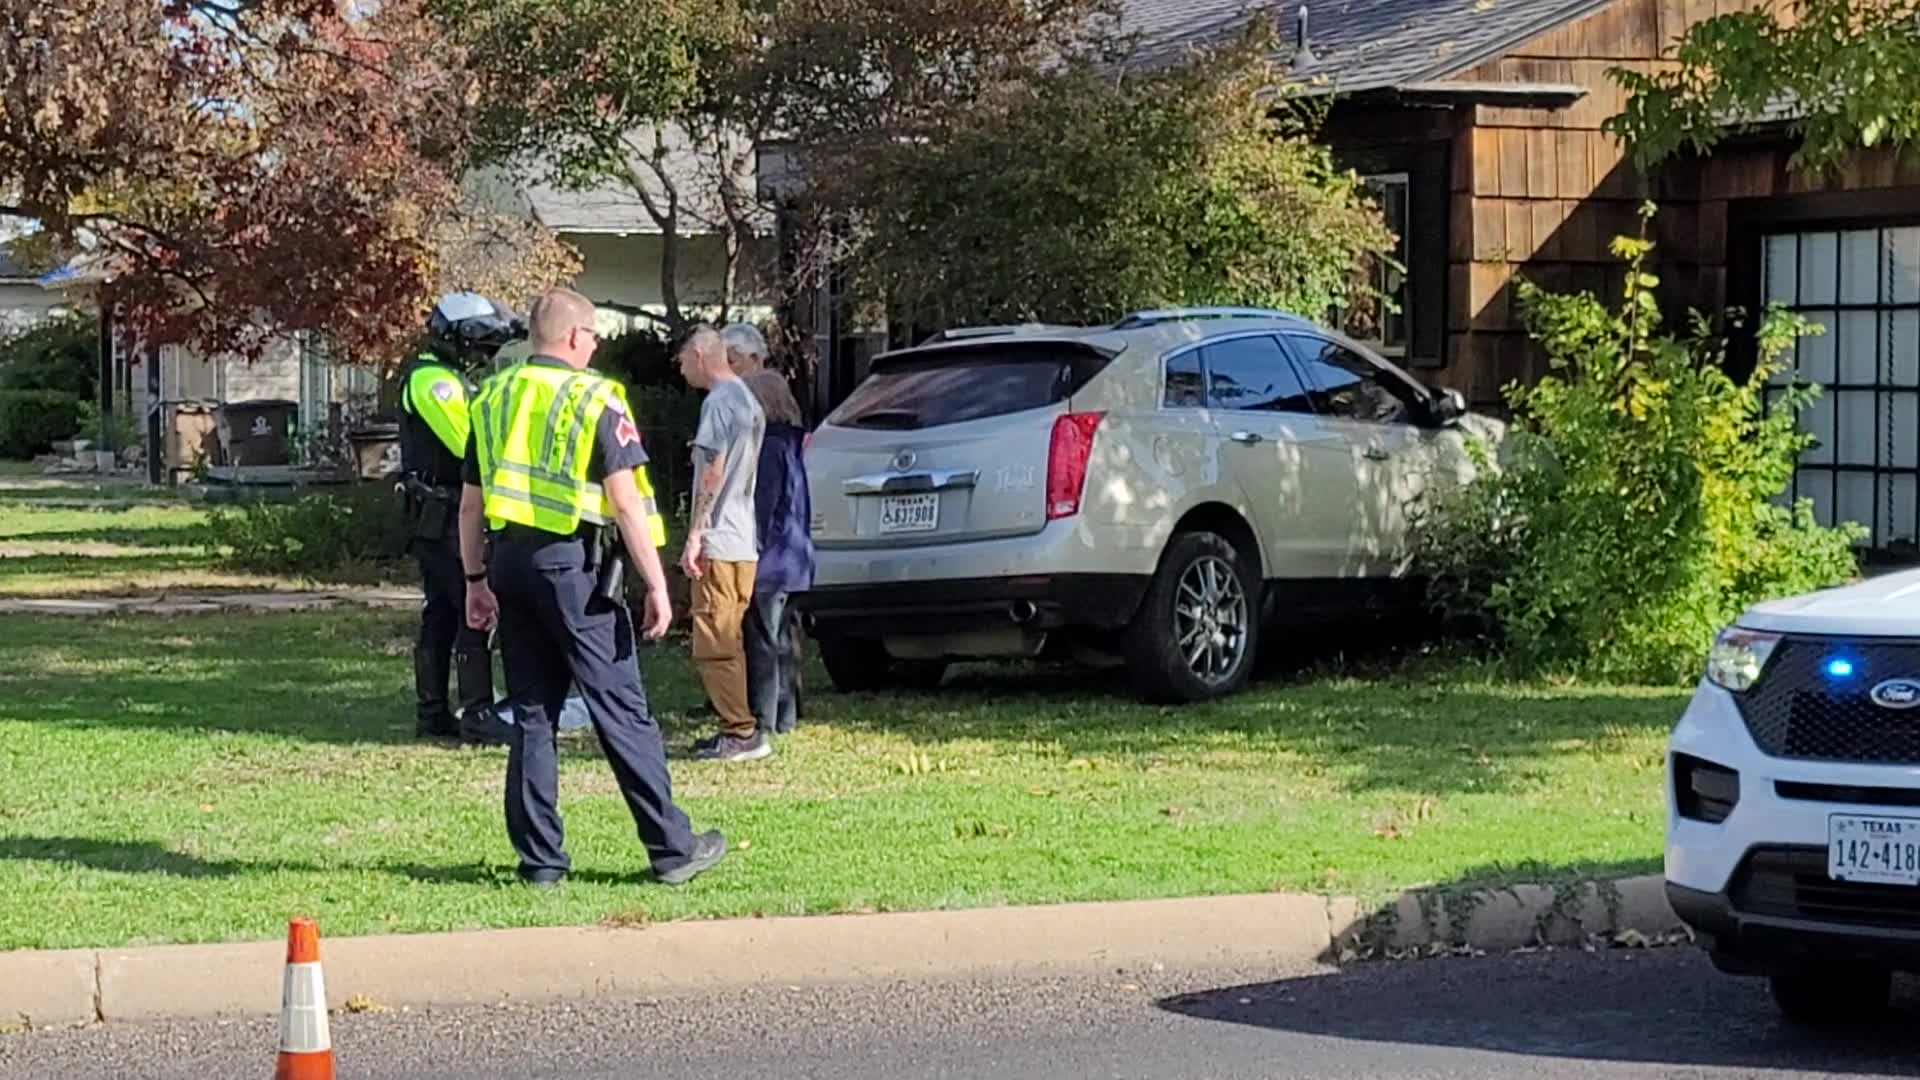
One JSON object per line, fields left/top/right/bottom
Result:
{"left": 825, "top": 19, "right": 1396, "bottom": 329}
{"left": 434, "top": 0, "right": 757, "bottom": 335}
{"left": 2, "top": 0, "right": 574, "bottom": 363}
{"left": 435, "top": 0, "right": 1117, "bottom": 338}
{"left": 1605, "top": 0, "right": 1920, "bottom": 173}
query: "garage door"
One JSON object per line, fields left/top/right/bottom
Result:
{"left": 1763, "top": 226, "right": 1920, "bottom": 551}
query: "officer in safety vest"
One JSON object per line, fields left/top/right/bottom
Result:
{"left": 397, "top": 292, "right": 518, "bottom": 745}
{"left": 458, "top": 286, "right": 725, "bottom": 888}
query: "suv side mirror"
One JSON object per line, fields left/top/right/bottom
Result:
{"left": 1430, "top": 387, "right": 1467, "bottom": 426}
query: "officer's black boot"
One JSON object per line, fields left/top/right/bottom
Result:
{"left": 455, "top": 638, "right": 509, "bottom": 746}
{"left": 414, "top": 641, "right": 459, "bottom": 738}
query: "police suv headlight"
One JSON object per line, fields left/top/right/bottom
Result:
{"left": 1706, "top": 627, "right": 1781, "bottom": 693}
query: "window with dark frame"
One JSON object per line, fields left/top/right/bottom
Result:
{"left": 1333, "top": 173, "right": 1411, "bottom": 359}
{"left": 1762, "top": 226, "right": 1920, "bottom": 551}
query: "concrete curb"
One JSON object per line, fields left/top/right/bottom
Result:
{"left": 0, "top": 875, "right": 1682, "bottom": 1029}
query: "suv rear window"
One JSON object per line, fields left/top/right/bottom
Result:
{"left": 826, "top": 342, "right": 1109, "bottom": 431}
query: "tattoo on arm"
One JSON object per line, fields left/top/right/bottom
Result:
{"left": 689, "top": 446, "right": 723, "bottom": 532}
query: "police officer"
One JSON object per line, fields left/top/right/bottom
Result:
{"left": 458, "top": 287, "right": 725, "bottom": 888}
{"left": 398, "top": 292, "right": 516, "bottom": 745}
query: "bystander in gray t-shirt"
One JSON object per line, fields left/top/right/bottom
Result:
{"left": 692, "top": 375, "right": 766, "bottom": 563}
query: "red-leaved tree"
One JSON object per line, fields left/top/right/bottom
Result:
{"left": 2, "top": 0, "right": 574, "bottom": 363}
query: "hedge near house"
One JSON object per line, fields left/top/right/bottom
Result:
{"left": 0, "top": 389, "right": 84, "bottom": 459}
{"left": 1410, "top": 209, "right": 1864, "bottom": 685}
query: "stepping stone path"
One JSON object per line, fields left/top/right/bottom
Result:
{"left": 0, "top": 589, "right": 425, "bottom": 617}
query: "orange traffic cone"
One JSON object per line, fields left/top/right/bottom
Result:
{"left": 274, "top": 917, "right": 335, "bottom": 1080}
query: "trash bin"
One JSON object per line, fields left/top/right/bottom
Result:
{"left": 348, "top": 422, "right": 401, "bottom": 480}
{"left": 217, "top": 399, "right": 299, "bottom": 466}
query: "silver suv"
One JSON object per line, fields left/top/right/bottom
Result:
{"left": 794, "top": 307, "right": 1499, "bottom": 703}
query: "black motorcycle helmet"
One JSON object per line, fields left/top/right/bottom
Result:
{"left": 425, "top": 291, "right": 525, "bottom": 362}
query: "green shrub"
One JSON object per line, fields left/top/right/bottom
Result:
{"left": 591, "top": 327, "right": 679, "bottom": 390}
{"left": 623, "top": 383, "right": 703, "bottom": 521}
{"left": 0, "top": 315, "right": 99, "bottom": 401}
{"left": 203, "top": 482, "right": 411, "bottom": 575}
{"left": 1409, "top": 207, "right": 1863, "bottom": 684}
{"left": 0, "top": 390, "right": 85, "bottom": 458}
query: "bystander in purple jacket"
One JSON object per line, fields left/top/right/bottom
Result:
{"left": 730, "top": 333, "right": 813, "bottom": 736}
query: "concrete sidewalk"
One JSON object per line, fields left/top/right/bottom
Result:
{"left": 0, "top": 876, "right": 1682, "bottom": 1029}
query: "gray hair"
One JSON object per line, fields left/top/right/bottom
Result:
{"left": 720, "top": 322, "right": 769, "bottom": 360}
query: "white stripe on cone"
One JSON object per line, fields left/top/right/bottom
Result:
{"left": 279, "top": 960, "right": 331, "bottom": 1053}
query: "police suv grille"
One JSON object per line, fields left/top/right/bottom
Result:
{"left": 1738, "top": 640, "right": 1920, "bottom": 765}
{"left": 1728, "top": 846, "right": 1920, "bottom": 930}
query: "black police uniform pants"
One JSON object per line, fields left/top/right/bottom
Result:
{"left": 415, "top": 531, "right": 493, "bottom": 731}
{"left": 491, "top": 534, "right": 697, "bottom": 877}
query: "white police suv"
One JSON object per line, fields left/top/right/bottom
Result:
{"left": 1667, "top": 566, "right": 1920, "bottom": 1023}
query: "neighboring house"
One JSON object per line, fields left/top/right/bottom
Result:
{"left": 471, "top": 127, "right": 781, "bottom": 338}
{"left": 0, "top": 249, "right": 80, "bottom": 336}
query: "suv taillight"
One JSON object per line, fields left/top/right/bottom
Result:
{"left": 1047, "top": 411, "right": 1105, "bottom": 519}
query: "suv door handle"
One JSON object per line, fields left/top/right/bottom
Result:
{"left": 1229, "top": 430, "right": 1262, "bottom": 445}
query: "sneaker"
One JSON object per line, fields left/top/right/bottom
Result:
{"left": 692, "top": 731, "right": 772, "bottom": 762}
{"left": 654, "top": 830, "right": 726, "bottom": 886}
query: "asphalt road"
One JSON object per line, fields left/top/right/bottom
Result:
{"left": 5, "top": 947, "right": 1920, "bottom": 1079}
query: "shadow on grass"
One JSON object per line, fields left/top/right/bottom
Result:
{"left": 0, "top": 835, "right": 669, "bottom": 892}
{"left": 811, "top": 641, "right": 1684, "bottom": 796}
{"left": 10, "top": 525, "right": 208, "bottom": 548}
{"left": 0, "top": 836, "right": 325, "bottom": 879}
{"left": 0, "top": 605, "right": 1686, "bottom": 798}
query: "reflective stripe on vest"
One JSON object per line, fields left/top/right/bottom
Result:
{"left": 401, "top": 357, "right": 471, "bottom": 459}
{"left": 471, "top": 363, "right": 668, "bottom": 546}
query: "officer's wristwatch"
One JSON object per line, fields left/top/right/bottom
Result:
{"left": 465, "top": 569, "right": 487, "bottom": 583}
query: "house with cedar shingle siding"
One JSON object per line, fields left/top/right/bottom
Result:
{"left": 1097, "top": 0, "right": 1920, "bottom": 552}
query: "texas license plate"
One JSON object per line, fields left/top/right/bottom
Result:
{"left": 879, "top": 493, "right": 939, "bottom": 534}
{"left": 1828, "top": 814, "right": 1920, "bottom": 886}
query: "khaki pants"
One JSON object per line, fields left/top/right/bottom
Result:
{"left": 690, "top": 560, "right": 757, "bottom": 739}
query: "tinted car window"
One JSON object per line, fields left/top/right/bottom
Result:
{"left": 1285, "top": 335, "right": 1422, "bottom": 425}
{"left": 1164, "top": 350, "right": 1204, "bottom": 408}
{"left": 826, "top": 343, "right": 1108, "bottom": 430}
{"left": 1201, "top": 335, "right": 1315, "bottom": 414}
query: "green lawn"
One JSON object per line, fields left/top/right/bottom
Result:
{"left": 0, "top": 470, "right": 408, "bottom": 596}
{"left": 0, "top": 606, "right": 1679, "bottom": 951}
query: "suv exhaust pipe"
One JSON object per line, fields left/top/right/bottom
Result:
{"left": 1009, "top": 600, "right": 1038, "bottom": 624}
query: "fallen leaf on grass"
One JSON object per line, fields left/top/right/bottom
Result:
{"left": 603, "top": 910, "right": 651, "bottom": 930}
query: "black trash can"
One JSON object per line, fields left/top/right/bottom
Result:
{"left": 218, "top": 399, "right": 299, "bottom": 466}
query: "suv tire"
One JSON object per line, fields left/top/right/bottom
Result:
{"left": 1768, "top": 967, "right": 1892, "bottom": 1026}
{"left": 1123, "top": 530, "right": 1259, "bottom": 704}
{"left": 819, "top": 636, "right": 950, "bottom": 693}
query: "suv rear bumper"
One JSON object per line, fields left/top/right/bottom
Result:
{"left": 793, "top": 574, "right": 1150, "bottom": 639}
{"left": 1667, "top": 875, "right": 1920, "bottom": 975}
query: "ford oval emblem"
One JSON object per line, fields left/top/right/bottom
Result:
{"left": 891, "top": 449, "right": 916, "bottom": 471}
{"left": 1870, "top": 679, "right": 1920, "bottom": 710}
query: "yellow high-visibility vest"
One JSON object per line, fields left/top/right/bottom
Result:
{"left": 400, "top": 355, "right": 472, "bottom": 458}
{"left": 471, "top": 362, "right": 667, "bottom": 546}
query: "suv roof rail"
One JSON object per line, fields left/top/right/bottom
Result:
{"left": 1113, "top": 306, "right": 1305, "bottom": 329}
{"left": 920, "top": 322, "right": 1072, "bottom": 345}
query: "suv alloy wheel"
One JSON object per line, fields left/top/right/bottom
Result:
{"left": 1122, "top": 530, "right": 1259, "bottom": 703}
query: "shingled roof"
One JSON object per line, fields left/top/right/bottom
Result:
{"left": 1117, "top": 0, "right": 1613, "bottom": 95}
